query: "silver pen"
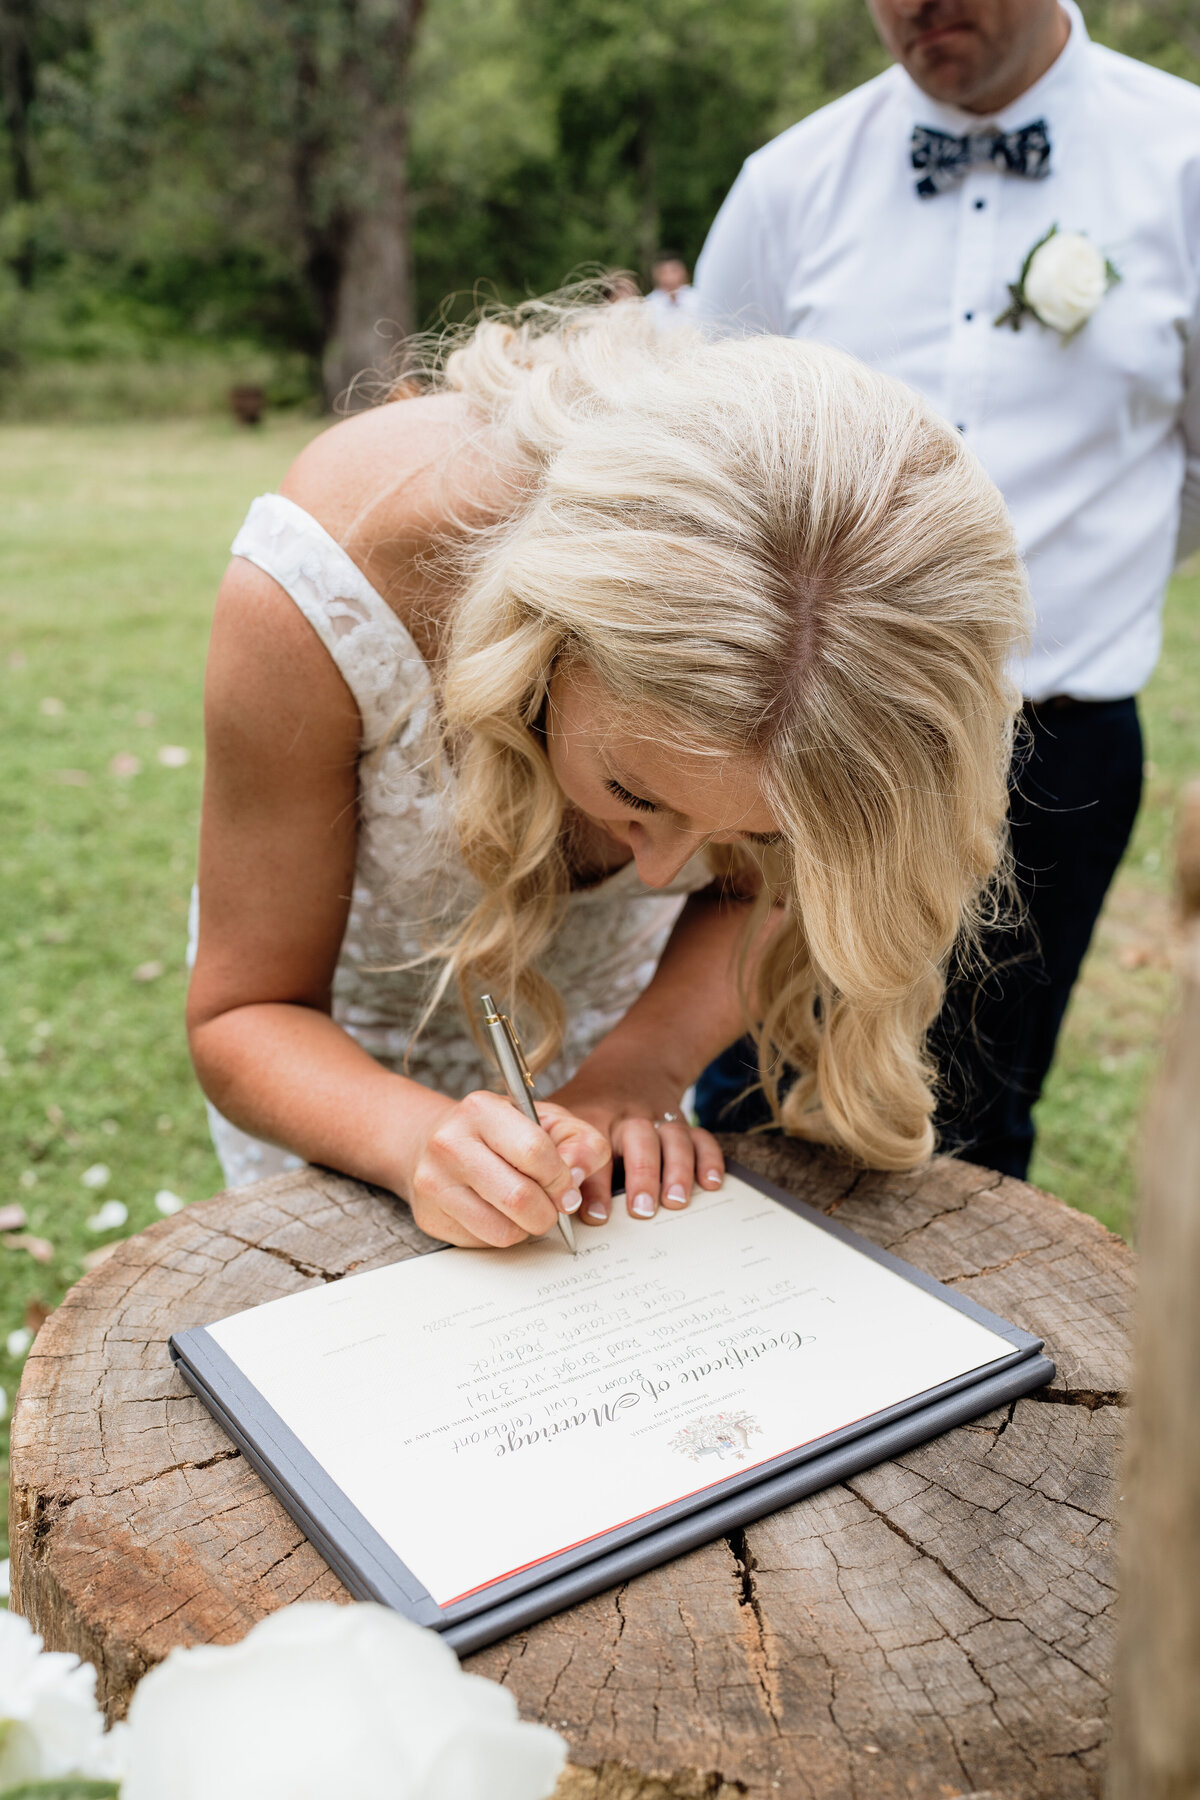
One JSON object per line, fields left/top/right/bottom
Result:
{"left": 479, "top": 994, "right": 578, "bottom": 1255}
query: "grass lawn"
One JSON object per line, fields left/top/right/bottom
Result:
{"left": 0, "top": 417, "right": 1198, "bottom": 1563}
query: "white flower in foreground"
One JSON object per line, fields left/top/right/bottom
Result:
{"left": 0, "top": 1610, "right": 128, "bottom": 1786}
{"left": 80, "top": 1163, "right": 110, "bottom": 1190}
{"left": 1024, "top": 230, "right": 1109, "bottom": 335}
{"left": 86, "top": 1200, "right": 128, "bottom": 1233}
{"left": 122, "top": 1602, "right": 567, "bottom": 1800}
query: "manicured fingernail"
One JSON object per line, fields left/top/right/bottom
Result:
{"left": 664, "top": 1184, "right": 688, "bottom": 1207}
{"left": 570, "top": 1166, "right": 587, "bottom": 1185}
{"left": 584, "top": 1201, "right": 608, "bottom": 1223}
{"left": 561, "top": 1188, "right": 582, "bottom": 1214}
{"left": 704, "top": 1171, "right": 723, "bottom": 1187}
{"left": 631, "top": 1192, "right": 656, "bottom": 1218}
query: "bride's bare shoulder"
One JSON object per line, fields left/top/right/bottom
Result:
{"left": 278, "top": 394, "right": 488, "bottom": 614}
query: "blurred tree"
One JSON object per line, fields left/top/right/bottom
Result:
{"left": 0, "top": 0, "right": 1194, "bottom": 407}
{"left": 16, "top": 0, "right": 423, "bottom": 405}
{"left": 409, "top": 0, "right": 885, "bottom": 314}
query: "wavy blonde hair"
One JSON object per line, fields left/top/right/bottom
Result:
{"left": 403, "top": 295, "right": 1029, "bottom": 1170}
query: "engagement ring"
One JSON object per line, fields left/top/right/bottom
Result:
{"left": 657, "top": 1111, "right": 680, "bottom": 1125}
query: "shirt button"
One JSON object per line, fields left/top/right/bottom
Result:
{"left": 974, "top": 198, "right": 986, "bottom": 210}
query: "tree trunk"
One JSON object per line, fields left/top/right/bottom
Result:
{"left": 320, "top": 0, "right": 421, "bottom": 412}
{"left": 1108, "top": 780, "right": 1200, "bottom": 1799}
{"left": 634, "top": 91, "right": 659, "bottom": 282}
{"left": 0, "top": 0, "right": 36, "bottom": 288}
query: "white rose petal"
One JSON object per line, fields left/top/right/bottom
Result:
{"left": 154, "top": 1189, "right": 186, "bottom": 1216}
{"left": 122, "top": 1601, "right": 567, "bottom": 1800}
{"left": 6, "top": 1328, "right": 32, "bottom": 1359}
{"left": 0, "top": 1609, "right": 128, "bottom": 1785}
{"left": 86, "top": 1200, "right": 128, "bottom": 1233}
{"left": 80, "top": 1163, "right": 110, "bottom": 1190}
{"left": 1024, "top": 231, "right": 1108, "bottom": 335}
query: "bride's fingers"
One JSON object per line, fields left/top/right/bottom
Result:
{"left": 691, "top": 1124, "right": 725, "bottom": 1190}
{"left": 619, "top": 1116, "right": 663, "bottom": 1219}
{"left": 658, "top": 1118, "right": 698, "bottom": 1208}
{"left": 579, "top": 1163, "right": 613, "bottom": 1227}
{"left": 535, "top": 1104, "right": 610, "bottom": 1183}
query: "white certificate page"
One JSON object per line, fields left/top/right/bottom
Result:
{"left": 208, "top": 1173, "right": 1014, "bottom": 1607}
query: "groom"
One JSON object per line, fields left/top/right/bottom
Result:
{"left": 694, "top": 0, "right": 1200, "bottom": 1178}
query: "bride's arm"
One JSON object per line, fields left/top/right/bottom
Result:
{"left": 187, "top": 558, "right": 606, "bottom": 1248}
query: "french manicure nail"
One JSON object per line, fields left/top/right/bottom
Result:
{"left": 570, "top": 1166, "right": 587, "bottom": 1185}
{"left": 704, "top": 1171, "right": 723, "bottom": 1187}
{"left": 584, "top": 1201, "right": 608, "bottom": 1223}
{"left": 561, "top": 1188, "right": 582, "bottom": 1214}
{"left": 631, "top": 1192, "right": 656, "bottom": 1218}
{"left": 665, "top": 1184, "right": 688, "bottom": 1205}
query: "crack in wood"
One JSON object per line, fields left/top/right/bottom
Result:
{"left": 726, "top": 1529, "right": 781, "bottom": 1734}
{"left": 1035, "top": 1389, "right": 1128, "bottom": 1411}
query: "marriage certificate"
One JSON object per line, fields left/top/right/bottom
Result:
{"left": 205, "top": 1171, "right": 1017, "bottom": 1608}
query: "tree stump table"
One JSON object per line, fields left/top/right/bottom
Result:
{"left": 10, "top": 1137, "right": 1131, "bottom": 1799}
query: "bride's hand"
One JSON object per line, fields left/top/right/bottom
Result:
{"left": 548, "top": 1080, "right": 725, "bottom": 1227}
{"left": 400, "top": 1091, "right": 610, "bottom": 1249}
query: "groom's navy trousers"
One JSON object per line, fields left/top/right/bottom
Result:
{"left": 695, "top": 697, "right": 1144, "bottom": 1181}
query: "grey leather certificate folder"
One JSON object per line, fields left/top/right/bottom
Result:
{"left": 170, "top": 1160, "right": 1054, "bottom": 1653}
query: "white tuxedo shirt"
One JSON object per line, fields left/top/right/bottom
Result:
{"left": 696, "top": 3, "right": 1200, "bottom": 700}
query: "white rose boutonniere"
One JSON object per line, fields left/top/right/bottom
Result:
{"left": 995, "top": 225, "right": 1119, "bottom": 339}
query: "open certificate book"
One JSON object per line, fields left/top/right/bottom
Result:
{"left": 172, "top": 1164, "right": 1053, "bottom": 1651}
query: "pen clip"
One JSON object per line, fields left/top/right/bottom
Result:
{"left": 499, "top": 1014, "right": 536, "bottom": 1094}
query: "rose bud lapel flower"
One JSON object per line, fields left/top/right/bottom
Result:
{"left": 120, "top": 1601, "right": 567, "bottom": 1800}
{"left": 996, "top": 226, "right": 1119, "bottom": 339}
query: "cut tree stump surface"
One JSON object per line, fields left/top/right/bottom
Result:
{"left": 10, "top": 1138, "right": 1131, "bottom": 1799}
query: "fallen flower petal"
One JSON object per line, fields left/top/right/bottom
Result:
{"left": 157, "top": 745, "right": 191, "bottom": 768}
{"left": 4, "top": 1235, "right": 55, "bottom": 1264}
{"left": 6, "top": 1328, "right": 32, "bottom": 1358}
{"left": 87, "top": 1201, "right": 128, "bottom": 1232}
{"left": 109, "top": 752, "right": 142, "bottom": 778}
{"left": 81, "top": 1164, "right": 110, "bottom": 1189}
{"left": 154, "top": 1189, "right": 186, "bottom": 1215}
{"left": 0, "top": 1206, "right": 28, "bottom": 1229}
{"left": 132, "top": 961, "right": 165, "bottom": 982}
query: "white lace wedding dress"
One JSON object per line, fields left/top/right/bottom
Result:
{"left": 191, "top": 494, "right": 713, "bottom": 1188}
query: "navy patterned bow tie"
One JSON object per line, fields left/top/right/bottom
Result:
{"left": 911, "top": 118, "right": 1051, "bottom": 197}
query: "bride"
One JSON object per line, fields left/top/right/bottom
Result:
{"left": 187, "top": 294, "right": 1028, "bottom": 1249}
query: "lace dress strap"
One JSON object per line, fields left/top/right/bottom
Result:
{"left": 231, "top": 493, "right": 433, "bottom": 751}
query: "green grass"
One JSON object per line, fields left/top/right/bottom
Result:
{"left": 1029, "top": 559, "right": 1200, "bottom": 1237}
{"left": 0, "top": 419, "right": 1197, "bottom": 1563}
{"left": 0, "top": 417, "right": 320, "bottom": 1558}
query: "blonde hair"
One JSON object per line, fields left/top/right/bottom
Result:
{"left": 405, "top": 295, "right": 1029, "bottom": 1170}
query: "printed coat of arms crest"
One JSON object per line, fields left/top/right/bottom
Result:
{"left": 668, "top": 1410, "right": 763, "bottom": 1464}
